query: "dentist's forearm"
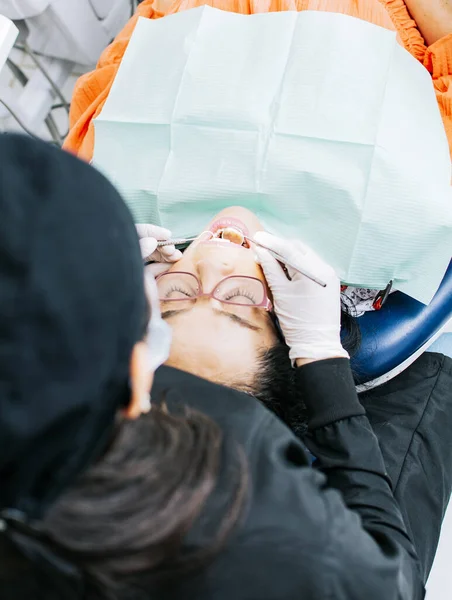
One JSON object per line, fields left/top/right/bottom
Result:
{"left": 404, "top": 0, "right": 452, "bottom": 45}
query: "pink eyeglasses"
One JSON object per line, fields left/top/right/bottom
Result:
{"left": 156, "top": 272, "right": 272, "bottom": 310}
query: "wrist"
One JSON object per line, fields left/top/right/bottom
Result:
{"left": 295, "top": 358, "right": 317, "bottom": 367}
{"left": 295, "top": 356, "right": 348, "bottom": 368}
{"left": 290, "top": 344, "right": 349, "bottom": 365}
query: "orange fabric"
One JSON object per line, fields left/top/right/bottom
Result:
{"left": 64, "top": 0, "right": 452, "bottom": 160}
{"left": 423, "top": 33, "right": 452, "bottom": 158}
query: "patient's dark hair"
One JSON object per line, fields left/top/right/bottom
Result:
{"left": 251, "top": 303, "right": 361, "bottom": 437}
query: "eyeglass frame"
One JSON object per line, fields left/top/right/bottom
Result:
{"left": 155, "top": 271, "right": 272, "bottom": 310}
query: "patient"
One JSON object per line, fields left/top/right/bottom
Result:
{"left": 145, "top": 206, "right": 359, "bottom": 426}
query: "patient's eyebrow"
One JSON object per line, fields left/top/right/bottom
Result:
{"left": 161, "top": 307, "right": 262, "bottom": 332}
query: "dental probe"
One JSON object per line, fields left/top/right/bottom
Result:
{"left": 157, "top": 231, "right": 214, "bottom": 247}
{"left": 244, "top": 236, "right": 327, "bottom": 288}
{"left": 157, "top": 233, "right": 327, "bottom": 288}
{"left": 156, "top": 237, "right": 198, "bottom": 247}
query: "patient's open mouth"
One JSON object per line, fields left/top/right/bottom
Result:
{"left": 208, "top": 218, "right": 250, "bottom": 248}
{"left": 213, "top": 227, "right": 249, "bottom": 247}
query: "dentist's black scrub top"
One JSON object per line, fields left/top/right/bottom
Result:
{"left": 1, "top": 358, "right": 425, "bottom": 600}
{"left": 145, "top": 358, "right": 424, "bottom": 600}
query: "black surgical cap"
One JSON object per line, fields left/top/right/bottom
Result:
{"left": 0, "top": 135, "right": 146, "bottom": 521}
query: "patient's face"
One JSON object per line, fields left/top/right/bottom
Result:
{"left": 160, "top": 207, "right": 277, "bottom": 387}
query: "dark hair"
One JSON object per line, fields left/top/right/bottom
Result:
{"left": 251, "top": 304, "right": 361, "bottom": 437}
{"left": 1, "top": 406, "right": 247, "bottom": 599}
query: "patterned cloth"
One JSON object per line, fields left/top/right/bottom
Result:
{"left": 341, "top": 287, "right": 380, "bottom": 317}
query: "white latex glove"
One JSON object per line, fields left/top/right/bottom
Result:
{"left": 254, "top": 232, "right": 348, "bottom": 363}
{"left": 136, "top": 224, "right": 182, "bottom": 264}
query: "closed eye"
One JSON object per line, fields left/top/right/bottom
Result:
{"left": 222, "top": 287, "right": 257, "bottom": 304}
{"left": 163, "top": 285, "right": 194, "bottom": 299}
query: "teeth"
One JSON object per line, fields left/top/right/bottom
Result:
{"left": 211, "top": 231, "right": 231, "bottom": 242}
{"left": 219, "top": 226, "right": 245, "bottom": 246}
{"left": 211, "top": 226, "right": 249, "bottom": 247}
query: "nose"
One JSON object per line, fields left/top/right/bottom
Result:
{"left": 196, "top": 253, "right": 235, "bottom": 281}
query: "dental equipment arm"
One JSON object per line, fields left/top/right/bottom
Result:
{"left": 0, "top": 16, "right": 18, "bottom": 74}
{"left": 0, "top": 2, "right": 51, "bottom": 19}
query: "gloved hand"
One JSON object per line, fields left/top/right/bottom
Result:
{"left": 136, "top": 224, "right": 182, "bottom": 264}
{"left": 254, "top": 231, "right": 348, "bottom": 363}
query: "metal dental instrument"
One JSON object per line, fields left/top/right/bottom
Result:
{"left": 157, "top": 231, "right": 326, "bottom": 287}
{"left": 157, "top": 231, "right": 214, "bottom": 248}
{"left": 244, "top": 236, "right": 327, "bottom": 288}
{"left": 157, "top": 237, "right": 198, "bottom": 247}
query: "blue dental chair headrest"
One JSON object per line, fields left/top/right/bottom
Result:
{"left": 350, "top": 261, "right": 452, "bottom": 386}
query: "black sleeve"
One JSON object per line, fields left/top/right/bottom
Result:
{"left": 297, "top": 358, "right": 425, "bottom": 600}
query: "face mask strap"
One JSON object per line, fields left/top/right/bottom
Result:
{"left": 144, "top": 272, "right": 172, "bottom": 373}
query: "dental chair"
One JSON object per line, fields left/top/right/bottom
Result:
{"left": 0, "top": 0, "right": 132, "bottom": 143}
{"left": 352, "top": 261, "right": 452, "bottom": 389}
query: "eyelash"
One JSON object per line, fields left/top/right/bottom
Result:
{"left": 165, "top": 285, "right": 193, "bottom": 298}
{"left": 164, "top": 285, "right": 257, "bottom": 303}
{"left": 223, "top": 288, "right": 256, "bottom": 302}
